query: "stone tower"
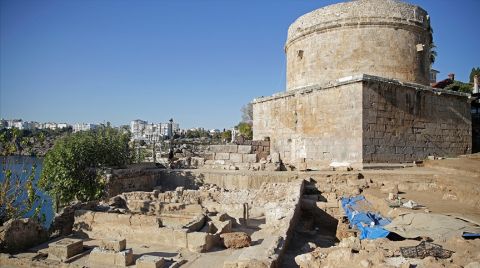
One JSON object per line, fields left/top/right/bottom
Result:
{"left": 252, "top": 0, "right": 471, "bottom": 169}
{"left": 286, "top": 0, "right": 432, "bottom": 91}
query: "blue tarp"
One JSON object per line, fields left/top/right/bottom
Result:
{"left": 462, "top": 232, "right": 480, "bottom": 239}
{"left": 341, "top": 195, "right": 391, "bottom": 240}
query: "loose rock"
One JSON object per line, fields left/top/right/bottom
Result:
{"left": 220, "top": 232, "right": 251, "bottom": 249}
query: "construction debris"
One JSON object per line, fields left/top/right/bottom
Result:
{"left": 400, "top": 241, "right": 454, "bottom": 259}
{"left": 341, "top": 195, "right": 391, "bottom": 240}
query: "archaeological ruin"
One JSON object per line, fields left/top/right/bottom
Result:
{"left": 1, "top": 0, "right": 479, "bottom": 268}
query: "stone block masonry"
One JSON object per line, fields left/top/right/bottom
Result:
{"left": 104, "top": 167, "right": 161, "bottom": 198}
{"left": 253, "top": 75, "right": 471, "bottom": 169}
{"left": 136, "top": 255, "right": 166, "bottom": 268}
{"left": 203, "top": 142, "right": 271, "bottom": 170}
{"left": 99, "top": 238, "right": 126, "bottom": 252}
{"left": 362, "top": 78, "right": 471, "bottom": 162}
{"left": 229, "top": 153, "right": 243, "bottom": 163}
{"left": 88, "top": 247, "right": 134, "bottom": 267}
{"left": 238, "top": 145, "right": 253, "bottom": 154}
{"left": 253, "top": 79, "right": 364, "bottom": 169}
{"left": 285, "top": 0, "right": 431, "bottom": 90}
{"left": 214, "top": 153, "right": 230, "bottom": 160}
{"left": 47, "top": 238, "right": 83, "bottom": 262}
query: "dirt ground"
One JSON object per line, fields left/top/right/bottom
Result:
{"left": 284, "top": 156, "right": 480, "bottom": 268}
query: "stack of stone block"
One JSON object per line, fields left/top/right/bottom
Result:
{"left": 47, "top": 238, "right": 84, "bottom": 262}
{"left": 234, "top": 138, "right": 271, "bottom": 160}
{"left": 88, "top": 238, "right": 133, "bottom": 267}
{"left": 205, "top": 144, "right": 258, "bottom": 168}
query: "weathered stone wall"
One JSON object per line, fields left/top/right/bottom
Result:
{"left": 233, "top": 138, "right": 271, "bottom": 160}
{"left": 48, "top": 201, "right": 98, "bottom": 239}
{"left": 223, "top": 180, "right": 304, "bottom": 267}
{"left": 0, "top": 218, "right": 48, "bottom": 253}
{"left": 207, "top": 144, "right": 258, "bottom": 164}
{"left": 253, "top": 81, "right": 364, "bottom": 169}
{"left": 202, "top": 143, "right": 272, "bottom": 170}
{"left": 362, "top": 79, "right": 472, "bottom": 162}
{"left": 158, "top": 169, "right": 299, "bottom": 190}
{"left": 73, "top": 210, "right": 210, "bottom": 251}
{"left": 105, "top": 167, "right": 163, "bottom": 198}
{"left": 253, "top": 75, "right": 471, "bottom": 168}
{"left": 286, "top": 0, "right": 431, "bottom": 90}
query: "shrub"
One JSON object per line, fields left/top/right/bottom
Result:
{"left": 39, "top": 127, "right": 131, "bottom": 207}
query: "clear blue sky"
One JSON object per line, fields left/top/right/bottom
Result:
{"left": 1, "top": 0, "right": 478, "bottom": 129}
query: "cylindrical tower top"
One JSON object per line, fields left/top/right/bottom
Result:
{"left": 285, "top": 0, "right": 432, "bottom": 91}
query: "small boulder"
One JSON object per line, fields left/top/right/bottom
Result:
{"left": 220, "top": 232, "right": 251, "bottom": 249}
{"left": 0, "top": 218, "right": 48, "bottom": 253}
{"left": 338, "top": 236, "right": 361, "bottom": 252}
{"left": 295, "top": 252, "right": 316, "bottom": 267}
{"left": 326, "top": 248, "right": 353, "bottom": 262}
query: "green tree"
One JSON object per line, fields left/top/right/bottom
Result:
{"left": 130, "top": 140, "right": 146, "bottom": 163}
{"left": 221, "top": 130, "right": 232, "bottom": 142}
{"left": 237, "top": 122, "right": 253, "bottom": 140}
{"left": 470, "top": 67, "right": 480, "bottom": 83}
{"left": 38, "top": 132, "right": 46, "bottom": 143}
{"left": 39, "top": 127, "right": 131, "bottom": 208}
{"left": 185, "top": 129, "right": 210, "bottom": 139}
{"left": 0, "top": 161, "right": 44, "bottom": 225}
{"left": 0, "top": 128, "right": 21, "bottom": 155}
{"left": 444, "top": 80, "right": 473, "bottom": 93}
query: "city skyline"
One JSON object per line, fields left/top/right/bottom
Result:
{"left": 1, "top": 0, "right": 479, "bottom": 129}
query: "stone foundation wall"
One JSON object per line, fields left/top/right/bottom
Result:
{"left": 234, "top": 138, "right": 271, "bottom": 160}
{"left": 105, "top": 167, "right": 163, "bottom": 198}
{"left": 207, "top": 144, "right": 258, "bottom": 163}
{"left": 73, "top": 210, "right": 210, "bottom": 251}
{"left": 203, "top": 143, "right": 271, "bottom": 170}
{"left": 158, "top": 169, "right": 299, "bottom": 190}
{"left": 362, "top": 79, "right": 472, "bottom": 162}
{"left": 223, "top": 180, "right": 304, "bottom": 267}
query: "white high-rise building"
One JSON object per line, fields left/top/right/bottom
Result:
{"left": 130, "top": 120, "right": 179, "bottom": 141}
{"left": 130, "top": 119, "right": 147, "bottom": 140}
{"left": 73, "top": 123, "right": 98, "bottom": 133}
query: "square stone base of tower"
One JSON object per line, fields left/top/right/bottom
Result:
{"left": 252, "top": 75, "right": 472, "bottom": 170}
